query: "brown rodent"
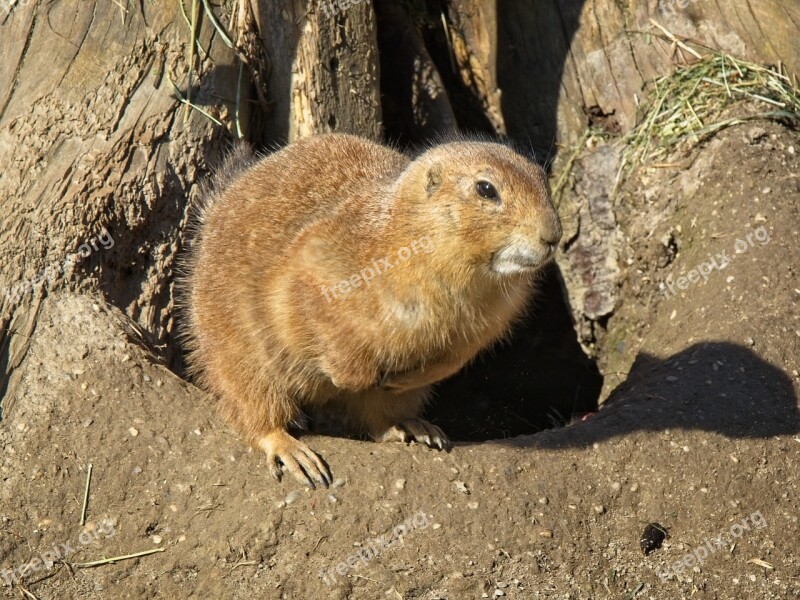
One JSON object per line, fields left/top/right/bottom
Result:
{"left": 180, "top": 133, "right": 562, "bottom": 488}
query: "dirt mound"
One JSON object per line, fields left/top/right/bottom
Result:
{"left": 1, "top": 121, "right": 798, "bottom": 599}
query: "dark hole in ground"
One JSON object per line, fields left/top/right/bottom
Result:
{"left": 424, "top": 263, "right": 603, "bottom": 441}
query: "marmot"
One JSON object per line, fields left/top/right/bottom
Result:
{"left": 180, "top": 133, "right": 562, "bottom": 488}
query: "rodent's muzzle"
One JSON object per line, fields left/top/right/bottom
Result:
{"left": 491, "top": 214, "right": 562, "bottom": 276}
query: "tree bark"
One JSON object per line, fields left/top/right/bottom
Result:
{"left": 253, "top": 0, "right": 382, "bottom": 143}
{"left": 0, "top": 0, "right": 236, "bottom": 391}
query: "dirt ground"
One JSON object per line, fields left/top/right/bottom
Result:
{"left": 1, "top": 120, "right": 798, "bottom": 599}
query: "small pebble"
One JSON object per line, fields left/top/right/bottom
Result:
{"left": 432, "top": 523, "right": 441, "bottom": 530}
{"left": 494, "top": 590, "right": 505, "bottom": 597}
{"left": 761, "top": 187, "right": 771, "bottom": 195}
{"left": 151, "top": 535, "right": 163, "bottom": 544}
{"left": 539, "top": 529, "right": 553, "bottom": 538}
{"left": 666, "top": 375, "right": 678, "bottom": 382}
{"left": 593, "top": 505, "right": 606, "bottom": 515}
{"left": 538, "top": 497, "right": 548, "bottom": 505}
{"left": 745, "top": 337, "right": 755, "bottom": 346}
{"left": 328, "top": 494, "right": 338, "bottom": 503}
{"left": 285, "top": 491, "right": 301, "bottom": 505}
{"left": 132, "top": 466, "right": 142, "bottom": 475}
{"left": 332, "top": 478, "right": 346, "bottom": 488}
{"left": 129, "top": 427, "right": 139, "bottom": 437}
{"left": 143, "top": 374, "right": 151, "bottom": 382}
{"left": 455, "top": 481, "right": 469, "bottom": 494}
{"left": 467, "top": 501, "right": 479, "bottom": 509}
{"left": 394, "top": 478, "right": 406, "bottom": 490}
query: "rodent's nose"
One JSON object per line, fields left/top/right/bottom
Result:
{"left": 540, "top": 227, "right": 561, "bottom": 256}
{"left": 541, "top": 237, "right": 558, "bottom": 256}
{"left": 541, "top": 214, "right": 562, "bottom": 256}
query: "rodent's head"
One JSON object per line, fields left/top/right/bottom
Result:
{"left": 397, "top": 141, "right": 562, "bottom": 278}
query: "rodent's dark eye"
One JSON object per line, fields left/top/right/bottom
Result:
{"left": 475, "top": 180, "right": 499, "bottom": 201}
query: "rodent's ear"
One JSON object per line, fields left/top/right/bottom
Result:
{"left": 425, "top": 165, "right": 443, "bottom": 197}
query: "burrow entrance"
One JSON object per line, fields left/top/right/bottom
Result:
{"left": 424, "top": 263, "right": 602, "bottom": 441}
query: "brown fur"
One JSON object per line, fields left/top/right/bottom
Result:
{"left": 179, "top": 133, "right": 562, "bottom": 487}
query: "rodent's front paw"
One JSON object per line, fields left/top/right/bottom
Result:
{"left": 258, "top": 430, "right": 332, "bottom": 489}
{"left": 376, "top": 418, "right": 450, "bottom": 451}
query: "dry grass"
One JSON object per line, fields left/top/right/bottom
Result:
{"left": 620, "top": 51, "right": 800, "bottom": 175}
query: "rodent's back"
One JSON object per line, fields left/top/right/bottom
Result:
{"left": 181, "top": 134, "right": 409, "bottom": 394}
{"left": 203, "top": 134, "right": 408, "bottom": 258}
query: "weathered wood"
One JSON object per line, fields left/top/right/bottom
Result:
{"left": 444, "top": 0, "right": 799, "bottom": 154}
{"left": 375, "top": 0, "right": 456, "bottom": 143}
{"left": 254, "top": 0, "right": 382, "bottom": 142}
{"left": 0, "top": 1, "right": 237, "bottom": 381}
{"left": 446, "top": 0, "right": 505, "bottom": 135}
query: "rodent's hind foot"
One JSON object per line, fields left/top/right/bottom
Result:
{"left": 258, "top": 430, "right": 332, "bottom": 489}
{"left": 376, "top": 418, "right": 451, "bottom": 451}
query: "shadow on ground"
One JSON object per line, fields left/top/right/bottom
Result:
{"left": 493, "top": 341, "right": 800, "bottom": 448}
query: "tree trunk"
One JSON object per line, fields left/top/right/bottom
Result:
{"left": 253, "top": 0, "right": 382, "bottom": 142}
{"left": 446, "top": 0, "right": 799, "bottom": 154}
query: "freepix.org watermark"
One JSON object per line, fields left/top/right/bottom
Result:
{"left": 658, "top": 0, "right": 702, "bottom": 16}
{"left": 1, "top": 227, "right": 115, "bottom": 305}
{"left": 661, "top": 225, "right": 770, "bottom": 298}
{"left": 319, "top": 510, "right": 431, "bottom": 585}
{"left": 656, "top": 511, "right": 767, "bottom": 581}
{"left": 1, "top": 520, "right": 116, "bottom": 586}
{"left": 320, "top": 236, "right": 434, "bottom": 303}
